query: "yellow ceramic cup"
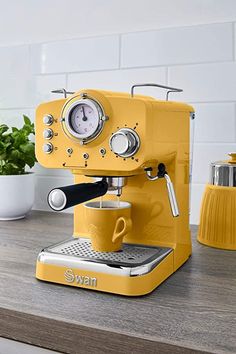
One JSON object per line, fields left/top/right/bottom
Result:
{"left": 84, "top": 200, "right": 132, "bottom": 252}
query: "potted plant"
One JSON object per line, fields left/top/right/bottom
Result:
{"left": 0, "top": 116, "right": 37, "bottom": 220}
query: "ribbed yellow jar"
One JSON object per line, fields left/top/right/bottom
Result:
{"left": 198, "top": 184, "right": 236, "bottom": 250}
{"left": 198, "top": 153, "right": 236, "bottom": 250}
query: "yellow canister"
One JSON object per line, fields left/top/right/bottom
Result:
{"left": 197, "top": 153, "right": 236, "bottom": 250}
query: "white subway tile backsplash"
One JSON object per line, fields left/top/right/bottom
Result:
{"left": 121, "top": 23, "right": 233, "bottom": 68}
{"left": 68, "top": 67, "right": 167, "bottom": 98}
{"left": 193, "top": 103, "right": 235, "bottom": 142}
{"left": 35, "top": 74, "right": 67, "bottom": 104}
{"left": 0, "top": 45, "right": 30, "bottom": 77}
{"left": 168, "top": 62, "right": 236, "bottom": 102}
{"left": 31, "top": 35, "right": 119, "bottom": 74}
{"left": 33, "top": 163, "right": 71, "bottom": 178}
{"left": 0, "top": 109, "right": 34, "bottom": 127}
{"left": 190, "top": 183, "right": 206, "bottom": 225}
{"left": 192, "top": 143, "right": 236, "bottom": 184}
{"left": 0, "top": 76, "right": 35, "bottom": 109}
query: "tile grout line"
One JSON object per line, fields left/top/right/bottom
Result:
{"left": 193, "top": 142, "right": 236, "bottom": 145}
{"left": 232, "top": 22, "right": 236, "bottom": 61}
{"left": 234, "top": 102, "right": 236, "bottom": 143}
{"left": 0, "top": 20, "right": 234, "bottom": 49}
{"left": 0, "top": 107, "right": 35, "bottom": 111}
{"left": 166, "top": 67, "right": 169, "bottom": 85}
{"left": 31, "top": 58, "right": 236, "bottom": 77}
{"left": 65, "top": 73, "right": 69, "bottom": 90}
{"left": 35, "top": 174, "right": 73, "bottom": 179}
{"left": 118, "top": 34, "right": 122, "bottom": 69}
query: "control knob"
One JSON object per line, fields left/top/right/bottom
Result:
{"left": 43, "top": 129, "right": 53, "bottom": 139}
{"left": 43, "top": 143, "right": 53, "bottom": 154}
{"left": 43, "top": 114, "right": 54, "bottom": 125}
{"left": 109, "top": 128, "right": 140, "bottom": 157}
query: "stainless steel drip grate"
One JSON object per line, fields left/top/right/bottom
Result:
{"left": 45, "top": 238, "right": 172, "bottom": 267}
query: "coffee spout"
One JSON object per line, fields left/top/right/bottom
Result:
{"left": 93, "top": 177, "right": 127, "bottom": 196}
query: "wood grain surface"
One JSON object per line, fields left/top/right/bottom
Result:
{"left": 0, "top": 211, "right": 235, "bottom": 354}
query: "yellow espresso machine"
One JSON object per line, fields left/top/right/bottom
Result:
{"left": 35, "top": 84, "right": 194, "bottom": 296}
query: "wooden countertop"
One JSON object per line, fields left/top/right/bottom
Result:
{"left": 0, "top": 211, "right": 235, "bottom": 354}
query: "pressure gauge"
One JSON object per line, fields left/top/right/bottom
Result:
{"left": 63, "top": 98, "right": 106, "bottom": 143}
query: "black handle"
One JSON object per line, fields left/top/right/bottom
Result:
{"left": 48, "top": 180, "right": 108, "bottom": 211}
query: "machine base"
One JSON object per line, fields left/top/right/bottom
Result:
{"left": 36, "top": 238, "right": 174, "bottom": 296}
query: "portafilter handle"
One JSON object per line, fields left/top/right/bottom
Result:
{"left": 48, "top": 180, "right": 108, "bottom": 211}
{"left": 145, "top": 164, "right": 179, "bottom": 217}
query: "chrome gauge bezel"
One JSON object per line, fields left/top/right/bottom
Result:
{"left": 62, "top": 98, "right": 105, "bottom": 144}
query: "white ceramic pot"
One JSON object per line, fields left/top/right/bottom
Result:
{"left": 0, "top": 173, "right": 35, "bottom": 220}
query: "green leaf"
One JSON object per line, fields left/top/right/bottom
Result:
{"left": 9, "top": 149, "right": 22, "bottom": 161}
{"left": 24, "top": 155, "right": 36, "bottom": 168}
{"left": 19, "top": 142, "right": 35, "bottom": 154}
{"left": 23, "top": 115, "right": 31, "bottom": 126}
{"left": 0, "top": 115, "right": 37, "bottom": 175}
{"left": 0, "top": 125, "right": 9, "bottom": 135}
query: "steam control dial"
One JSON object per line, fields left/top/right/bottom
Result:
{"left": 109, "top": 128, "right": 140, "bottom": 157}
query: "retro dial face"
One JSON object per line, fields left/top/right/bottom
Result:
{"left": 69, "top": 103, "right": 99, "bottom": 138}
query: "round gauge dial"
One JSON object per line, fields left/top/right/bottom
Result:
{"left": 63, "top": 98, "right": 105, "bottom": 143}
{"left": 69, "top": 103, "right": 99, "bottom": 137}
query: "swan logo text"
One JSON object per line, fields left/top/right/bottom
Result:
{"left": 64, "top": 269, "right": 97, "bottom": 287}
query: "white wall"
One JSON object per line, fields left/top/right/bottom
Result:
{"left": 0, "top": 0, "right": 236, "bottom": 45}
{"left": 0, "top": 1, "right": 236, "bottom": 224}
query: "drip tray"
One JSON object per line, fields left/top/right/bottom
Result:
{"left": 38, "top": 238, "right": 173, "bottom": 276}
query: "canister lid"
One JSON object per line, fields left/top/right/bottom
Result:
{"left": 210, "top": 153, "right": 236, "bottom": 186}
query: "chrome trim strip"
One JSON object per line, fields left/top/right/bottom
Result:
{"left": 37, "top": 238, "right": 173, "bottom": 277}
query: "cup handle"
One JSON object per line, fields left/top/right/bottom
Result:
{"left": 112, "top": 216, "right": 132, "bottom": 243}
